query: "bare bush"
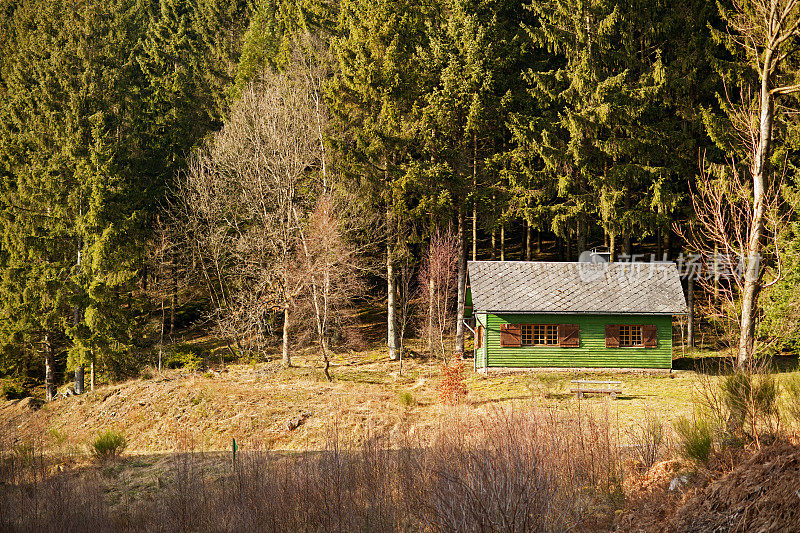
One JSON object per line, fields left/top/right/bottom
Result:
{"left": 419, "top": 227, "right": 459, "bottom": 358}
{"left": 628, "top": 408, "right": 666, "bottom": 470}
{"left": 438, "top": 355, "right": 468, "bottom": 404}
{"left": 0, "top": 406, "right": 624, "bottom": 532}
{"left": 407, "top": 407, "right": 623, "bottom": 532}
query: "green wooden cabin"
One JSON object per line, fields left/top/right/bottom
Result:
{"left": 468, "top": 261, "right": 687, "bottom": 372}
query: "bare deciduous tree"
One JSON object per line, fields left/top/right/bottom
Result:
{"left": 179, "top": 68, "right": 325, "bottom": 365}
{"left": 419, "top": 228, "right": 459, "bottom": 358}
{"left": 688, "top": 0, "right": 800, "bottom": 365}
{"left": 680, "top": 158, "right": 790, "bottom": 358}
{"left": 295, "top": 193, "right": 374, "bottom": 380}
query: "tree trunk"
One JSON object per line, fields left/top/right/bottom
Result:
{"left": 159, "top": 296, "right": 165, "bottom": 372}
{"left": 387, "top": 229, "right": 398, "bottom": 361}
{"left": 525, "top": 220, "right": 531, "bottom": 261}
{"left": 537, "top": 229, "right": 542, "bottom": 254}
{"left": 609, "top": 233, "right": 617, "bottom": 262}
{"left": 738, "top": 55, "right": 774, "bottom": 367}
{"left": 472, "top": 133, "right": 478, "bottom": 262}
{"left": 577, "top": 215, "right": 587, "bottom": 255}
{"left": 623, "top": 236, "right": 632, "bottom": 258}
{"left": 500, "top": 223, "right": 505, "bottom": 261}
{"left": 427, "top": 277, "right": 435, "bottom": 353}
{"left": 44, "top": 333, "right": 55, "bottom": 402}
{"left": 687, "top": 276, "right": 694, "bottom": 348}
{"left": 90, "top": 361, "right": 95, "bottom": 391}
{"left": 455, "top": 211, "right": 466, "bottom": 354}
{"left": 282, "top": 307, "right": 291, "bottom": 367}
{"left": 491, "top": 192, "right": 497, "bottom": 260}
{"left": 713, "top": 243, "right": 720, "bottom": 302}
{"left": 656, "top": 227, "right": 663, "bottom": 258}
{"left": 74, "top": 365, "right": 84, "bottom": 395}
{"left": 491, "top": 226, "right": 496, "bottom": 260}
{"left": 623, "top": 186, "right": 632, "bottom": 258}
{"left": 169, "top": 261, "right": 178, "bottom": 335}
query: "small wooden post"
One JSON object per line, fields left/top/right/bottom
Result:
{"left": 232, "top": 437, "right": 237, "bottom": 469}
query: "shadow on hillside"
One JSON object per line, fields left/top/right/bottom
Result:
{"left": 673, "top": 354, "right": 798, "bottom": 375}
{"left": 469, "top": 394, "right": 536, "bottom": 406}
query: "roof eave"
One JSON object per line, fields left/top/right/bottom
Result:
{"left": 474, "top": 309, "right": 687, "bottom": 316}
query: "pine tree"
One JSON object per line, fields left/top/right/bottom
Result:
{"left": 520, "top": 0, "right": 676, "bottom": 259}
{"left": 0, "top": 0, "right": 147, "bottom": 396}
{"left": 235, "top": 0, "right": 335, "bottom": 88}
{"left": 420, "top": 0, "right": 534, "bottom": 350}
{"left": 329, "top": 0, "right": 429, "bottom": 360}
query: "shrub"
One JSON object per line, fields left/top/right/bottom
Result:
{"left": 720, "top": 370, "right": 779, "bottom": 441}
{"left": 674, "top": 415, "right": 714, "bottom": 463}
{"left": 399, "top": 391, "right": 415, "bottom": 407}
{"left": 140, "top": 367, "right": 154, "bottom": 380}
{"left": 438, "top": 356, "right": 467, "bottom": 404}
{"left": 629, "top": 410, "right": 665, "bottom": 469}
{"left": 166, "top": 349, "right": 204, "bottom": 372}
{"left": 1, "top": 379, "right": 30, "bottom": 400}
{"left": 783, "top": 372, "right": 800, "bottom": 424}
{"left": 92, "top": 429, "right": 127, "bottom": 461}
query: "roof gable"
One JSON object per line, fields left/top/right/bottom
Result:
{"left": 467, "top": 261, "right": 687, "bottom": 315}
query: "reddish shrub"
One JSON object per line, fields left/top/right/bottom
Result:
{"left": 438, "top": 354, "right": 468, "bottom": 404}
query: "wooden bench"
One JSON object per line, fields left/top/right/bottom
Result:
{"left": 570, "top": 380, "right": 623, "bottom": 399}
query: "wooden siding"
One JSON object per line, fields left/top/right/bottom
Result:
{"left": 484, "top": 313, "right": 673, "bottom": 369}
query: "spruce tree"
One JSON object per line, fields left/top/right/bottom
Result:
{"left": 329, "top": 0, "right": 429, "bottom": 360}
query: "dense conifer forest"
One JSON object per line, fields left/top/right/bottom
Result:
{"left": 2, "top": 0, "right": 800, "bottom": 396}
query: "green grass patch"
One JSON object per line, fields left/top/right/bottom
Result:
{"left": 92, "top": 429, "right": 128, "bottom": 462}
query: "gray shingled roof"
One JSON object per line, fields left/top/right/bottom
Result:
{"left": 468, "top": 261, "right": 687, "bottom": 315}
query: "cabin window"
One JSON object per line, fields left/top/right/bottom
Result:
{"left": 521, "top": 324, "right": 558, "bottom": 346}
{"left": 619, "top": 325, "right": 643, "bottom": 347}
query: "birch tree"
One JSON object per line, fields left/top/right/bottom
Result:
{"left": 716, "top": 0, "right": 800, "bottom": 365}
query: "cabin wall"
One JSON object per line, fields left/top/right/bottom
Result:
{"left": 475, "top": 312, "right": 487, "bottom": 369}
{"left": 484, "top": 313, "right": 673, "bottom": 369}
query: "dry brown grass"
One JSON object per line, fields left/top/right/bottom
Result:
{"left": 0, "top": 345, "right": 725, "bottom": 457}
{"left": 4, "top": 345, "right": 800, "bottom": 531}
{"left": 1, "top": 404, "right": 625, "bottom": 532}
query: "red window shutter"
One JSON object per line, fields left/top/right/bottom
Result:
{"left": 559, "top": 324, "right": 580, "bottom": 347}
{"left": 605, "top": 324, "right": 620, "bottom": 348}
{"left": 500, "top": 324, "right": 521, "bottom": 347}
{"left": 476, "top": 326, "right": 484, "bottom": 349}
{"left": 642, "top": 325, "right": 657, "bottom": 348}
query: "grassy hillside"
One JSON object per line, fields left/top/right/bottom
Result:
{"left": 6, "top": 340, "right": 797, "bottom": 456}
